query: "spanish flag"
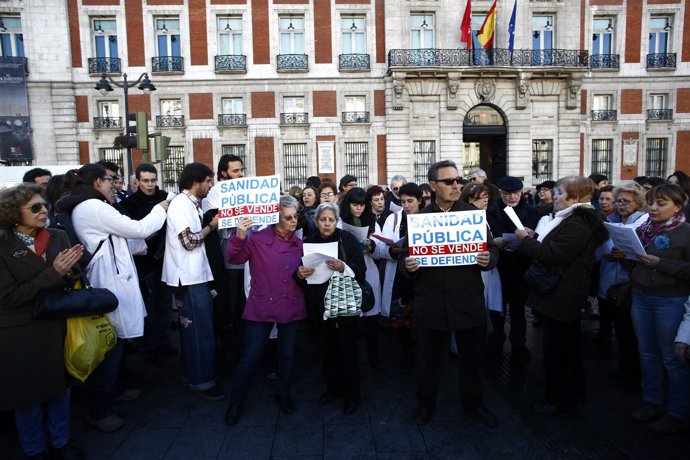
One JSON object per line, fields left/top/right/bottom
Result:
{"left": 477, "top": 0, "right": 497, "bottom": 49}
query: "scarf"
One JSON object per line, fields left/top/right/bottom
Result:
{"left": 536, "top": 203, "right": 593, "bottom": 242}
{"left": 273, "top": 225, "right": 293, "bottom": 242}
{"left": 14, "top": 227, "right": 50, "bottom": 261}
{"left": 637, "top": 212, "right": 686, "bottom": 247}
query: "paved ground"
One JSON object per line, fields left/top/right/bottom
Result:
{"left": 2, "top": 312, "right": 688, "bottom": 459}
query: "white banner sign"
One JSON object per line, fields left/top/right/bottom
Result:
{"left": 407, "top": 210, "right": 487, "bottom": 266}
{"left": 216, "top": 175, "right": 281, "bottom": 229}
{"left": 318, "top": 141, "right": 335, "bottom": 174}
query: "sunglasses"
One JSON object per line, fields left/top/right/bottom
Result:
{"left": 435, "top": 177, "right": 463, "bottom": 186}
{"left": 281, "top": 214, "right": 299, "bottom": 221}
{"left": 24, "top": 202, "right": 51, "bottom": 213}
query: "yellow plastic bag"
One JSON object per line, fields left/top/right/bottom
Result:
{"left": 64, "top": 314, "right": 117, "bottom": 382}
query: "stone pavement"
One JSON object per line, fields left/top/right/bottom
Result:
{"left": 2, "top": 314, "right": 688, "bottom": 459}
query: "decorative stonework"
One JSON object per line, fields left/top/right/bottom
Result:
{"left": 447, "top": 73, "right": 460, "bottom": 110}
{"left": 516, "top": 73, "right": 530, "bottom": 110}
{"left": 392, "top": 72, "right": 405, "bottom": 110}
{"left": 474, "top": 78, "right": 496, "bottom": 103}
{"left": 566, "top": 75, "right": 582, "bottom": 110}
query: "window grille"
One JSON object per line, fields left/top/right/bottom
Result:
{"left": 99, "top": 148, "right": 124, "bottom": 175}
{"left": 222, "top": 144, "right": 247, "bottom": 168}
{"left": 162, "top": 146, "right": 186, "bottom": 192}
{"left": 344, "top": 142, "right": 369, "bottom": 185}
{"left": 283, "top": 143, "right": 308, "bottom": 190}
{"left": 645, "top": 138, "right": 667, "bottom": 178}
{"left": 532, "top": 139, "right": 553, "bottom": 181}
{"left": 591, "top": 139, "right": 612, "bottom": 178}
{"left": 413, "top": 141, "right": 436, "bottom": 183}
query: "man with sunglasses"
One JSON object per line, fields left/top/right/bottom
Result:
{"left": 385, "top": 174, "right": 407, "bottom": 212}
{"left": 486, "top": 176, "right": 540, "bottom": 364}
{"left": 399, "top": 160, "right": 499, "bottom": 428}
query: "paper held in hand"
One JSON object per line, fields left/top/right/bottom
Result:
{"left": 502, "top": 206, "right": 525, "bottom": 230}
{"left": 603, "top": 222, "right": 647, "bottom": 260}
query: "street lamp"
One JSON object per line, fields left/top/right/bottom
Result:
{"left": 94, "top": 72, "right": 156, "bottom": 176}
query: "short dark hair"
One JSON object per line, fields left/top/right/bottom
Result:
{"left": 45, "top": 174, "right": 66, "bottom": 209}
{"left": 306, "top": 176, "right": 321, "bottom": 188}
{"left": 179, "top": 162, "right": 214, "bottom": 192}
{"left": 62, "top": 164, "right": 108, "bottom": 191}
{"left": 460, "top": 183, "right": 489, "bottom": 204}
{"left": 96, "top": 161, "right": 120, "bottom": 175}
{"left": 135, "top": 163, "right": 157, "bottom": 179}
{"left": 22, "top": 168, "right": 52, "bottom": 183}
{"left": 588, "top": 174, "right": 608, "bottom": 185}
{"left": 667, "top": 170, "right": 690, "bottom": 197}
{"left": 318, "top": 181, "right": 338, "bottom": 196}
{"left": 427, "top": 160, "right": 458, "bottom": 183}
{"left": 399, "top": 182, "right": 423, "bottom": 201}
{"left": 338, "top": 174, "right": 358, "bottom": 191}
{"left": 216, "top": 154, "right": 243, "bottom": 181}
{"left": 0, "top": 183, "right": 45, "bottom": 228}
{"left": 642, "top": 176, "right": 665, "bottom": 188}
{"left": 647, "top": 183, "right": 687, "bottom": 209}
{"left": 366, "top": 185, "right": 385, "bottom": 202}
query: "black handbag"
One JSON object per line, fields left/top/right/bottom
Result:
{"left": 34, "top": 276, "right": 119, "bottom": 319}
{"left": 523, "top": 261, "right": 562, "bottom": 296}
{"left": 606, "top": 282, "right": 632, "bottom": 309}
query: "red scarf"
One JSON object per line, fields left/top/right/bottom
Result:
{"left": 33, "top": 228, "right": 51, "bottom": 261}
{"left": 273, "top": 226, "right": 293, "bottom": 242}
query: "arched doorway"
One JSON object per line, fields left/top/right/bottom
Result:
{"left": 462, "top": 104, "right": 507, "bottom": 182}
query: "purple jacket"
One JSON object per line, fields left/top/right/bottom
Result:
{"left": 227, "top": 225, "right": 306, "bottom": 323}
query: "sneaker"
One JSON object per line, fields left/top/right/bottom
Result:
{"left": 114, "top": 388, "right": 141, "bottom": 402}
{"left": 87, "top": 414, "right": 124, "bottom": 433}
{"left": 193, "top": 385, "right": 226, "bottom": 401}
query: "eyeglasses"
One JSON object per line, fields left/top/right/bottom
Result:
{"left": 320, "top": 192, "right": 334, "bottom": 198}
{"left": 501, "top": 190, "right": 522, "bottom": 196}
{"left": 24, "top": 202, "right": 51, "bottom": 213}
{"left": 281, "top": 214, "right": 299, "bottom": 221}
{"left": 474, "top": 195, "right": 490, "bottom": 201}
{"left": 469, "top": 177, "right": 480, "bottom": 182}
{"left": 101, "top": 176, "right": 114, "bottom": 182}
{"left": 139, "top": 179, "right": 158, "bottom": 184}
{"left": 435, "top": 177, "right": 463, "bottom": 186}
{"left": 616, "top": 199, "right": 634, "bottom": 205}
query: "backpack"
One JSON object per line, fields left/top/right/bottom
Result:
{"left": 51, "top": 211, "right": 105, "bottom": 271}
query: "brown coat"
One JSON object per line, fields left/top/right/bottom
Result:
{"left": 0, "top": 228, "right": 72, "bottom": 410}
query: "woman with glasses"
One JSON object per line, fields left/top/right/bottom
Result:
{"left": 596, "top": 182, "right": 648, "bottom": 386}
{"left": 57, "top": 164, "right": 169, "bottom": 433}
{"left": 0, "top": 184, "right": 85, "bottom": 459}
{"left": 224, "top": 195, "right": 306, "bottom": 425}
{"left": 610, "top": 184, "right": 690, "bottom": 434}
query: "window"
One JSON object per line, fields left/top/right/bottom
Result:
{"left": 162, "top": 146, "right": 186, "bottom": 193}
{"left": 647, "top": 93, "right": 672, "bottom": 120}
{"left": 645, "top": 138, "right": 667, "bottom": 178}
{"left": 593, "top": 95, "right": 612, "bottom": 111}
{"left": 532, "top": 139, "right": 553, "bottom": 181}
{"left": 219, "top": 98, "right": 246, "bottom": 126}
{"left": 283, "top": 143, "right": 308, "bottom": 189}
{"left": 649, "top": 17, "right": 671, "bottom": 54}
{"left": 410, "top": 14, "right": 434, "bottom": 49}
{"left": 284, "top": 96, "right": 304, "bottom": 113}
{"left": 343, "top": 96, "right": 367, "bottom": 123}
{"left": 158, "top": 99, "right": 184, "bottom": 127}
{"left": 222, "top": 144, "right": 246, "bottom": 167}
{"left": 93, "top": 19, "right": 118, "bottom": 60}
{"left": 413, "top": 140, "right": 436, "bottom": 184}
{"left": 342, "top": 17, "right": 366, "bottom": 54}
{"left": 649, "top": 93, "right": 666, "bottom": 110}
{"left": 592, "top": 18, "right": 613, "bottom": 56}
{"left": 155, "top": 17, "right": 182, "bottom": 71}
{"left": 591, "top": 139, "right": 612, "bottom": 178}
{"left": 222, "top": 98, "right": 243, "bottom": 114}
{"left": 592, "top": 94, "right": 616, "bottom": 121}
{"left": 218, "top": 17, "right": 243, "bottom": 55}
{"left": 99, "top": 148, "right": 124, "bottom": 176}
{"left": 94, "top": 101, "right": 121, "bottom": 129}
{"left": 161, "top": 99, "right": 182, "bottom": 116}
{"left": 0, "top": 16, "right": 24, "bottom": 57}
{"left": 280, "top": 17, "right": 304, "bottom": 54}
{"left": 470, "top": 15, "right": 491, "bottom": 64}
{"left": 532, "top": 15, "right": 554, "bottom": 65}
{"left": 344, "top": 142, "right": 369, "bottom": 185}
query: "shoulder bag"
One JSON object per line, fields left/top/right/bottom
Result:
{"left": 339, "top": 236, "right": 375, "bottom": 312}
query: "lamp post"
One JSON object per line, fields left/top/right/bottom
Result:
{"left": 94, "top": 72, "right": 156, "bottom": 177}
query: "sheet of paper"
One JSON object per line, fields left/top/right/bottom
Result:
{"left": 341, "top": 222, "right": 369, "bottom": 241}
{"left": 503, "top": 206, "right": 525, "bottom": 230}
{"left": 604, "top": 222, "right": 647, "bottom": 260}
{"left": 302, "top": 242, "right": 338, "bottom": 284}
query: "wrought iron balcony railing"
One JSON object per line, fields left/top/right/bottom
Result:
{"left": 387, "top": 48, "right": 589, "bottom": 68}
{"left": 88, "top": 57, "right": 121, "bottom": 75}
{"left": 647, "top": 109, "right": 673, "bottom": 121}
{"left": 339, "top": 54, "right": 370, "bottom": 71}
{"left": 214, "top": 55, "right": 247, "bottom": 73}
{"left": 0, "top": 56, "right": 28, "bottom": 73}
{"left": 156, "top": 115, "right": 185, "bottom": 128}
{"left": 646, "top": 53, "right": 676, "bottom": 69}
{"left": 591, "top": 110, "right": 617, "bottom": 121}
{"left": 590, "top": 54, "right": 620, "bottom": 70}
{"left": 152, "top": 56, "right": 184, "bottom": 73}
{"left": 93, "top": 117, "right": 122, "bottom": 129}
{"left": 218, "top": 114, "right": 247, "bottom": 126}
{"left": 277, "top": 54, "right": 308, "bottom": 71}
{"left": 280, "top": 112, "right": 309, "bottom": 125}
{"left": 342, "top": 112, "right": 370, "bottom": 123}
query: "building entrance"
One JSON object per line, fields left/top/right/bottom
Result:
{"left": 462, "top": 105, "right": 507, "bottom": 182}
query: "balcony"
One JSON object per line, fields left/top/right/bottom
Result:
{"left": 218, "top": 114, "right": 247, "bottom": 127}
{"left": 591, "top": 110, "right": 617, "bottom": 122}
{"left": 88, "top": 57, "right": 121, "bottom": 75}
{"left": 647, "top": 53, "right": 676, "bottom": 69}
{"left": 214, "top": 55, "right": 247, "bottom": 73}
{"left": 388, "top": 48, "right": 589, "bottom": 69}
{"left": 93, "top": 117, "right": 122, "bottom": 130}
{"left": 156, "top": 115, "right": 185, "bottom": 128}
{"left": 277, "top": 54, "right": 308, "bottom": 72}
{"left": 152, "top": 56, "right": 184, "bottom": 73}
{"left": 342, "top": 112, "right": 370, "bottom": 124}
{"left": 647, "top": 109, "right": 673, "bottom": 121}
{"left": 280, "top": 112, "right": 308, "bottom": 125}
{"left": 590, "top": 54, "right": 620, "bottom": 70}
{"left": 338, "top": 54, "right": 370, "bottom": 71}
{"left": 0, "top": 56, "right": 28, "bottom": 74}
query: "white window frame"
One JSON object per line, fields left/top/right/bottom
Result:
{"left": 0, "top": 15, "right": 24, "bottom": 57}
{"left": 341, "top": 16, "right": 366, "bottom": 54}
{"left": 92, "top": 18, "right": 118, "bottom": 59}
{"left": 160, "top": 99, "right": 183, "bottom": 116}
{"left": 410, "top": 14, "right": 434, "bottom": 49}
{"left": 279, "top": 16, "right": 305, "bottom": 54}
{"left": 221, "top": 97, "right": 243, "bottom": 114}
{"left": 283, "top": 96, "right": 305, "bottom": 113}
{"left": 218, "top": 16, "right": 243, "bottom": 55}
{"left": 155, "top": 17, "right": 181, "bottom": 57}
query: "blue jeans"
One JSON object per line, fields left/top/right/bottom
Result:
{"left": 176, "top": 282, "right": 217, "bottom": 390}
{"left": 14, "top": 389, "right": 71, "bottom": 455}
{"left": 230, "top": 320, "right": 300, "bottom": 404}
{"left": 631, "top": 289, "right": 690, "bottom": 420}
{"left": 86, "top": 339, "right": 124, "bottom": 420}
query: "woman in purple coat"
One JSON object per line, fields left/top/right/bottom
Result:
{"left": 224, "top": 195, "right": 306, "bottom": 426}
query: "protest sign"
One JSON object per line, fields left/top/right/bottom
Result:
{"left": 407, "top": 210, "right": 487, "bottom": 266}
{"left": 215, "top": 175, "right": 281, "bottom": 229}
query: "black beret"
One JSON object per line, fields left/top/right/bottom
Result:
{"left": 496, "top": 176, "right": 523, "bottom": 192}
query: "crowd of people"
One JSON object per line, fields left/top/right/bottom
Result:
{"left": 2, "top": 161, "right": 690, "bottom": 458}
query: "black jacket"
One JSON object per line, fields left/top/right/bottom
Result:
{"left": 120, "top": 188, "right": 169, "bottom": 273}
{"left": 487, "top": 197, "right": 540, "bottom": 277}
{"left": 399, "top": 200, "right": 499, "bottom": 331}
